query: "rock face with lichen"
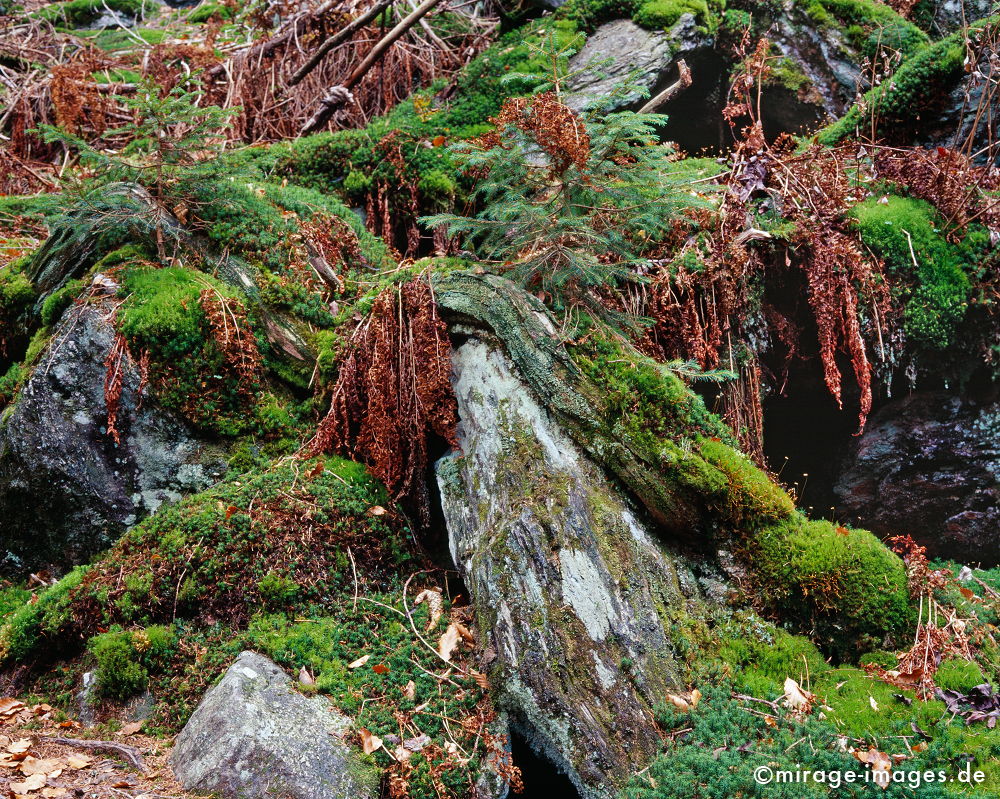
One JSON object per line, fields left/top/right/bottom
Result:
{"left": 436, "top": 334, "right": 715, "bottom": 797}
{"left": 0, "top": 301, "right": 226, "bottom": 576}
{"left": 565, "top": 16, "right": 714, "bottom": 113}
{"left": 434, "top": 276, "right": 729, "bottom": 798}
{"left": 171, "top": 650, "right": 378, "bottom": 799}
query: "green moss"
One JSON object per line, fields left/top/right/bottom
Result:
{"left": 186, "top": 1, "right": 234, "bottom": 22}
{"left": 813, "top": 0, "right": 927, "bottom": 57}
{"left": 0, "top": 566, "right": 88, "bottom": 663}
{"left": 34, "top": 0, "right": 155, "bottom": 26}
{"left": 88, "top": 624, "right": 178, "bottom": 700}
{"left": 0, "top": 585, "right": 31, "bottom": 620}
{"left": 633, "top": 0, "right": 719, "bottom": 31}
{"left": 40, "top": 278, "right": 85, "bottom": 327}
{"left": 571, "top": 335, "right": 733, "bottom": 455}
{"left": 817, "top": 21, "right": 977, "bottom": 145}
{"left": 0, "top": 266, "right": 35, "bottom": 318}
{"left": 71, "top": 26, "right": 167, "bottom": 51}
{"left": 936, "top": 657, "right": 987, "bottom": 693}
{"left": 849, "top": 195, "right": 981, "bottom": 350}
{"left": 116, "top": 265, "right": 255, "bottom": 435}
{"left": 89, "top": 629, "right": 148, "bottom": 700}
{"left": 752, "top": 517, "right": 912, "bottom": 656}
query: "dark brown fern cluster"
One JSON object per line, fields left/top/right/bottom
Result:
{"left": 310, "top": 278, "right": 458, "bottom": 524}
{"left": 197, "top": 289, "right": 263, "bottom": 397}
{"left": 875, "top": 146, "right": 1000, "bottom": 233}
{"left": 478, "top": 91, "right": 590, "bottom": 174}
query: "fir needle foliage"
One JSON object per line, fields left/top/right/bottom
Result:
{"left": 422, "top": 38, "right": 703, "bottom": 331}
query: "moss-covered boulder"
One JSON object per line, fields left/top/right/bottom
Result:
{"left": 432, "top": 272, "right": 913, "bottom": 795}
{"left": 436, "top": 330, "right": 715, "bottom": 798}
{"left": 0, "top": 300, "right": 227, "bottom": 577}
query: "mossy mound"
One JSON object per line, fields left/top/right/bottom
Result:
{"left": 850, "top": 195, "right": 989, "bottom": 352}
{"left": 817, "top": 19, "right": 992, "bottom": 145}
{"left": 0, "top": 457, "right": 416, "bottom": 664}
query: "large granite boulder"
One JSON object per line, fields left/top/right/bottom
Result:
{"left": 0, "top": 298, "right": 226, "bottom": 576}
{"left": 833, "top": 391, "right": 1000, "bottom": 564}
{"left": 171, "top": 651, "right": 377, "bottom": 799}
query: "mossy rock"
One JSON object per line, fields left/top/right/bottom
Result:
{"left": 849, "top": 195, "right": 984, "bottom": 351}
{"left": 433, "top": 271, "right": 914, "bottom": 658}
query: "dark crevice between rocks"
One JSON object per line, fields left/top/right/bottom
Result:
{"left": 509, "top": 729, "right": 582, "bottom": 799}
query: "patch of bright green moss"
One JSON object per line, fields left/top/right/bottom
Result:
{"left": 849, "top": 195, "right": 983, "bottom": 350}
{"left": 34, "top": 0, "right": 155, "bottom": 27}
{"left": 818, "top": 21, "right": 977, "bottom": 145}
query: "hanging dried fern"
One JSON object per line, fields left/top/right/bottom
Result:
{"left": 309, "top": 277, "right": 458, "bottom": 524}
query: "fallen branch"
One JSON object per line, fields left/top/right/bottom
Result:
{"left": 638, "top": 58, "right": 691, "bottom": 114}
{"left": 205, "top": 0, "right": 344, "bottom": 80}
{"left": 287, "top": 0, "right": 394, "bottom": 87}
{"left": 49, "top": 737, "right": 147, "bottom": 773}
{"left": 300, "top": 0, "right": 444, "bottom": 133}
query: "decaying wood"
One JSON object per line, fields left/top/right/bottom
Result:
{"left": 639, "top": 58, "right": 691, "bottom": 114}
{"left": 50, "top": 737, "right": 147, "bottom": 772}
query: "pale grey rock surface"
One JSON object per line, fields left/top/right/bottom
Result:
{"left": 171, "top": 651, "right": 377, "bottom": 799}
{"left": 436, "top": 329, "right": 714, "bottom": 798}
{"left": 565, "top": 16, "right": 712, "bottom": 113}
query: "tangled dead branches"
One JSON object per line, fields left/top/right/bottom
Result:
{"left": 309, "top": 277, "right": 458, "bottom": 524}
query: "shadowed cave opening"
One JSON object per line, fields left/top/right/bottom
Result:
{"left": 509, "top": 729, "right": 582, "bottom": 799}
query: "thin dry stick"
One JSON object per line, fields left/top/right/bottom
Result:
{"left": 639, "top": 58, "right": 692, "bottom": 113}
{"left": 287, "top": 0, "right": 394, "bottom": 87}
{"left": 301, "top": 0, "right": 445, "bottom": 133}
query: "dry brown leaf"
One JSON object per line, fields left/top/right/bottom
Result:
{"left": 454, "top": 623, "right": 475, "bottom": 644}
{"left": 437, "top": 623, "right": 461, "bottom": 662}
{"left": 359, "top": 729, "right": 382, "bottom": 755}
{"left": 65, "top": 756, "right": 91, "bottom": 769}
{"left": 690, "top": 688, "right": 702, "bottom": 709}
{"left": 0, "top": 698, "right": 24, "bottom": 716}
{"left": 11, "top": 773, "right": 46, "bottom": 792}
{"left": 19, "top": 757, "right": 62, "bottom": 776}
{"left": 366, "top": 505, "right": 387, "bottom": 517}
{"left": 118, "top": 721, "right": 144, "bottom": 736}
{"left": 667, "top": 693, "right": 690, "bottom": 711}
{"left": 393, "top": 744, "right": 411, "bottom": 762}
{"left": 402, "top": 680, "right": 415, "bottom": 701}
{"left": 348, "top": 655, "right": 371, "bottom": 669}
{"left": 41, "top": 789, "right": 68, "bottom": 798}
{"left": 7, "top": 740, "right": 32, "bottom": 755}
{"left": 298, "top": 667, "right": 315, "bottom": 686}
{"left": 854, "top": 747, "right": 892, "bottom": 787}
{"left": 372, "top": 663, "right": 389, "bottom": 675}
{"left": 782, "top": 677, "right": 814, "bottom": 713}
